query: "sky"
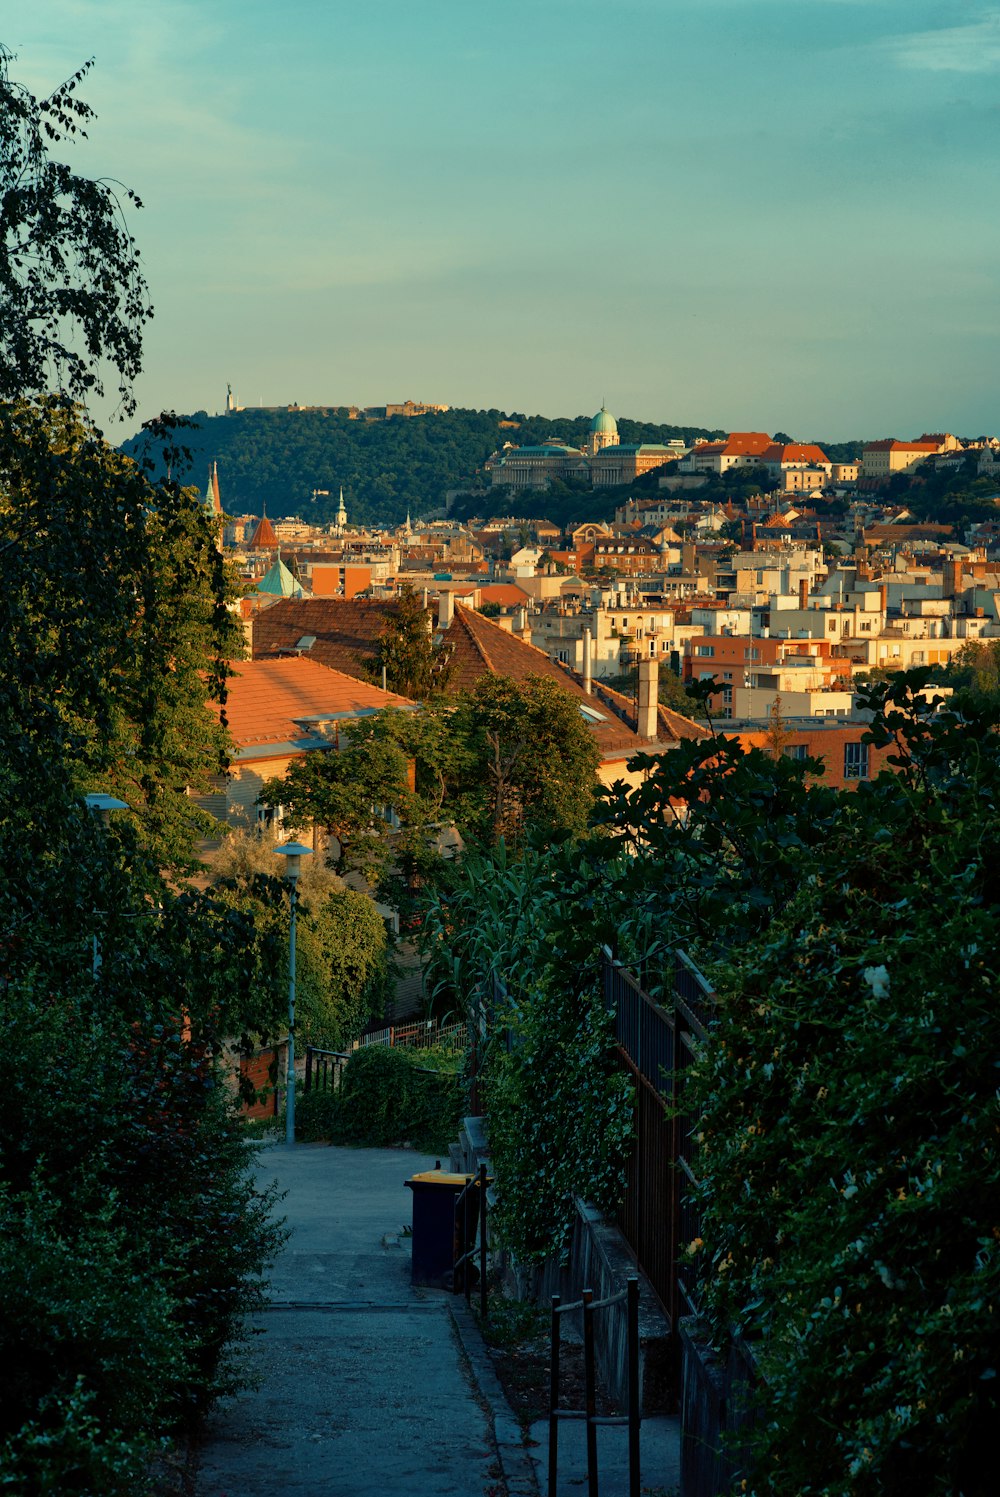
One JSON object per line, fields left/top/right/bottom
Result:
{"left": 7, "top": 0, "right": 1000, "bottom": 440}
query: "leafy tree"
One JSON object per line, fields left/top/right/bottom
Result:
{"left": 0, "top": 48, "right": 150, "bottom": 415}
{"left": 366, "top": 583, "right": 451, "bottom": 698}
{"left": 0, "top": 49, "right": 282, "bottom": 1490}
{"left": 452, "top": 675, "right": 601, "bottom": 846}
{"left": 0, "top": 399, "right": 242, "bottom": 871}
{"left": 203, "top": 831, "right": 389, "bottom": 1048}
{"left": 679, "top": 677, "right": 1000, "bottom": 1493}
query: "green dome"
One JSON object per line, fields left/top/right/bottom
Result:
{"left": 592, "top": 405, "right": 618, "bottom": 435}
{"left": 257, "top": 556, "right": 304, "bottom": 598}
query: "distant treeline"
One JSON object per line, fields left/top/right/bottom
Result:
{"left": 121, "top": 407, "right": 727, "bottom": 527}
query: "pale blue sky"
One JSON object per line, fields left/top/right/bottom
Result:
{"left": 9, "top": 1, "right": 1000, "bottom": 438}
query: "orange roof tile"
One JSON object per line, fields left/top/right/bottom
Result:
{"left": 250, "top": 598, "right": 708, "bottom": 756}
{"left": 478, "top": 583, "right": 531, "bottom": 607}
{"left": 221, "top": 656, "right": 412, "bottom": 751}
{"left": 248, "top": 514, "right": 278, "bottom": 549}
{"left": 723, "top": 432, "right": 773, "bottom": 456}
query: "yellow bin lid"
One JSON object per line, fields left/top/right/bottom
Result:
{"left": 407, "top": 1170, "right": 473, "bottom": 1186}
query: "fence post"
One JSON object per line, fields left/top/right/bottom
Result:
{"left": 548, "top": 1294, "right": 561, "bottom": 1497}
{"left": 305, "top": 1047, "right": 313, "bottom": 1094}
{"left": 627, "top": 1276, "right": 640, "bottom": 1497}
{"left": 478, "top": 1162, "right": 488, "bottom": 1321}
{"left": 583, "top": 1287, "right": 598, "bottom": 1497}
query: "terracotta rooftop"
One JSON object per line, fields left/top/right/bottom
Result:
{"left": 762, "top": 443, "right": 830, "bottom": 466}
{"left": 248, "top": 513, "right": 278, "bottom": 549}
{"left": 221, "top": 656, "right": 412, "bottom": 754}
{"left": 251, "top": 597, "right": 701, "bottom": 758}
{"left": 723, "top": 432, "right": 774, "bottom": 456}
{"left": 478, "top": 583, "right": 531, "bottom": 607}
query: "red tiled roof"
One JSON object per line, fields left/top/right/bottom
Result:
{"left": 864, "top": 439, "right": 939, "bottom": 454}
{"left": 478, "top": 583, "right": 531, "bottom": 607}
{"left": 253, "top": 598, "right": 697, "bottom": 757}
{"left": 723, "top": 432, "right": 773, "bottom": 456}
{"left": 221, "top": 657, "right": 412, "bottom": 749}
{"left": 248, "top": 514, "right": 278, "bottom": 549}
{"left": 253, "top": 598, "right": 407, "bottom": 674}
{"left": 762, "top": 443, "right": 830, "bottom": 466}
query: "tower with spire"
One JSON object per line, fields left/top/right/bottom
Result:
{"left": 204, "top": 460, "right": 223, "bottom": 515}
{"left": 333, "top": 487, "right": 348, "bottom": 536}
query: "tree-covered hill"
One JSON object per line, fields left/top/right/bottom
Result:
{"left": 121, "top": 407, "right": 725, "bottom": 528}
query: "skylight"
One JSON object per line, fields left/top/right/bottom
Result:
{"left": 579, "top": 704, "right": 608, "bottom": 723}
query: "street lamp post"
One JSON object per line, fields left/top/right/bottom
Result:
{"left": 274, "top": 840, "right": 313, "bottom": 1146}
{"left": 84, "top": 793, "right": 130, "bottom": 978}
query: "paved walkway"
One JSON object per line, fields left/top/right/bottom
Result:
{"left": 194, "top": 1142, "right": 679, "bottom": 1497}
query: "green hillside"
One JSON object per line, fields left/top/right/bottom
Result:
{"left": 121, "top": 407, "right": 725, "bottom": 528}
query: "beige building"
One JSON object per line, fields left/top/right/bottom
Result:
{"left": 860, "top": 436, "right": 957, "bottom": 483}
{"left": 490, "top": 442, "right": 589, "bottom": 490}
{"left": 591, "top": 443, "right": 682, "bottom": 487}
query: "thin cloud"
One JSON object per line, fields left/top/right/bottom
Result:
{"left": 889, "top": 12, "right": 1000, "bottom": 73}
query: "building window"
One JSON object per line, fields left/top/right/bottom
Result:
{"left": 257, "top": 803, "right": 285, "bottom": 830}
{"left": 844, "top": 741, "right": 869, "bottom": 780}
{"left": 785, "top": 744, "right": 808, "bottom": 760}
{"left": 722, "top": 671, "right": 733, "bottom": 682}
{"left": 696, "top": 645, "right": 715, "bottom": 657}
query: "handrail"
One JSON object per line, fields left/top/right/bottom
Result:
{"left": 453, "top": 1163, "right": 490, "bottom": 1320}
{"left": 549, "top": 1278, "right": 641, "bottom": 1497}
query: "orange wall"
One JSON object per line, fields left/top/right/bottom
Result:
{"left": 311, "top": 565, "right": 372, "bottom": 598}
{"left": 733, "top": 726, "right": 893, "bottom": 790}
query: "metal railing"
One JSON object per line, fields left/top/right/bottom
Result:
{"left": 548, "top": 1277, "right": 641, "bottom": 1497}
{"left": 453, "top": 1163, "right": 490, "bottom": 1320}
{"left": 352, "top": 1018, "right": 467, "bottom": 1052}
{"left": 303, "top": 1046, "right": 349, "bottom": 1094}
{"left": 601, "top": 947, "right": 717, "bottom": 1327}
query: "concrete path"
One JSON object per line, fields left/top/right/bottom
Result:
{"left": 194, "top": 1141, "right": 681, "bottom": 1497}
{"left": 194, "top": 1143, "right": 503, "bottom": 1497}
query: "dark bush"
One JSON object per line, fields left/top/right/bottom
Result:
{"left": 295, "top": 1045, "right": 465, "bottom": 1151}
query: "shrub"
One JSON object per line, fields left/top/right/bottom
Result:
{"left": 295, "top": 1045, "right": 465, "bottom": 1151}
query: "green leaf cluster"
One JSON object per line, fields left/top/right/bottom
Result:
{"left": 295, "top": 1044, "right": 464, "bottom": 1152}
{"left": 122, "top": 406, "right": 725, "bottom": 528}
{"left": 420, "top": 839, "right": 634, "bottom": 1262}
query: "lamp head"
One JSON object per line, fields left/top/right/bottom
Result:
{"left": 84, "top": 793, "right": 130, "bottom": 826}
{"left": 274, "top": 840, "right": 313, "bottom": 883}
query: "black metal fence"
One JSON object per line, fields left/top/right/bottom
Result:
{"left": 303, "top": 1046, "right": 349, "bottom": 1094}
{"left": 548, "top": 1278, "right": 641, "bottom": 1497}
{"left": 601, "top": 947, "right": 715, "bottom": 1332}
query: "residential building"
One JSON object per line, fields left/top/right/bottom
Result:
{"left": 190, "top": 657, "right": 414, "bottom": 833}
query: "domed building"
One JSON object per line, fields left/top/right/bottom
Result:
{"left": 586, "top": 404, "right": 619, "bottom": 456}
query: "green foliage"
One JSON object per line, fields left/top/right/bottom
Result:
{"left": 0, "top": 48, "right": 150, "bottom": 415}
{"left": 0, "top": 979, "right": 285, "bottom": 1492}
{"left": 0, "top": 399, "right": 242, "bottom": 872}
{"left": 420, "top": 670, "right": 1000, "bottom": 1490}
{"left": 0, "top": 57, "right": 283, "bottom": 1491}
{"left": 367, "top": 582, "right": 452, "bottom": 698}
{"left": 295, "top": 1044, "right": 464, "bottom": 1151}
{"left": 652, "top": 674, "right": 1000, "bottom": 1493}
{"left": 204, "top": 833, "right": 390, "bottom": 1049}
{"left": 122, "top": 406, "right": 725, "bottom": 528}
{"left": 453, "top": 675, "right": 602, "bottom": 847}
{"left": 421, "top": 838, "right": 634, "bottom": 1261}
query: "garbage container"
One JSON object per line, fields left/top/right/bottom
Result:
{"left": 404, "top": 1169, "right": 474, "bottom": 1289}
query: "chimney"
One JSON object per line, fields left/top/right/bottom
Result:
{"left": 682, "top": 542, "right": 696, "bottom": 575}
{"left": 879, "top": 584, "right": 888, "bottom": 615}
{"left": 943, "top": 558, "right": 963, "bottom": 599}
{"left": 438, "top": 589, "right": 454, "bottom": 628}
{"left": 637, "top": 656, "right": 659, "bottom": 740}
{"left": 798, "top": 578, "right": 809, "bottom": 611}
{"left": 582, "top": 626, "right": 593, "bottom": 695}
